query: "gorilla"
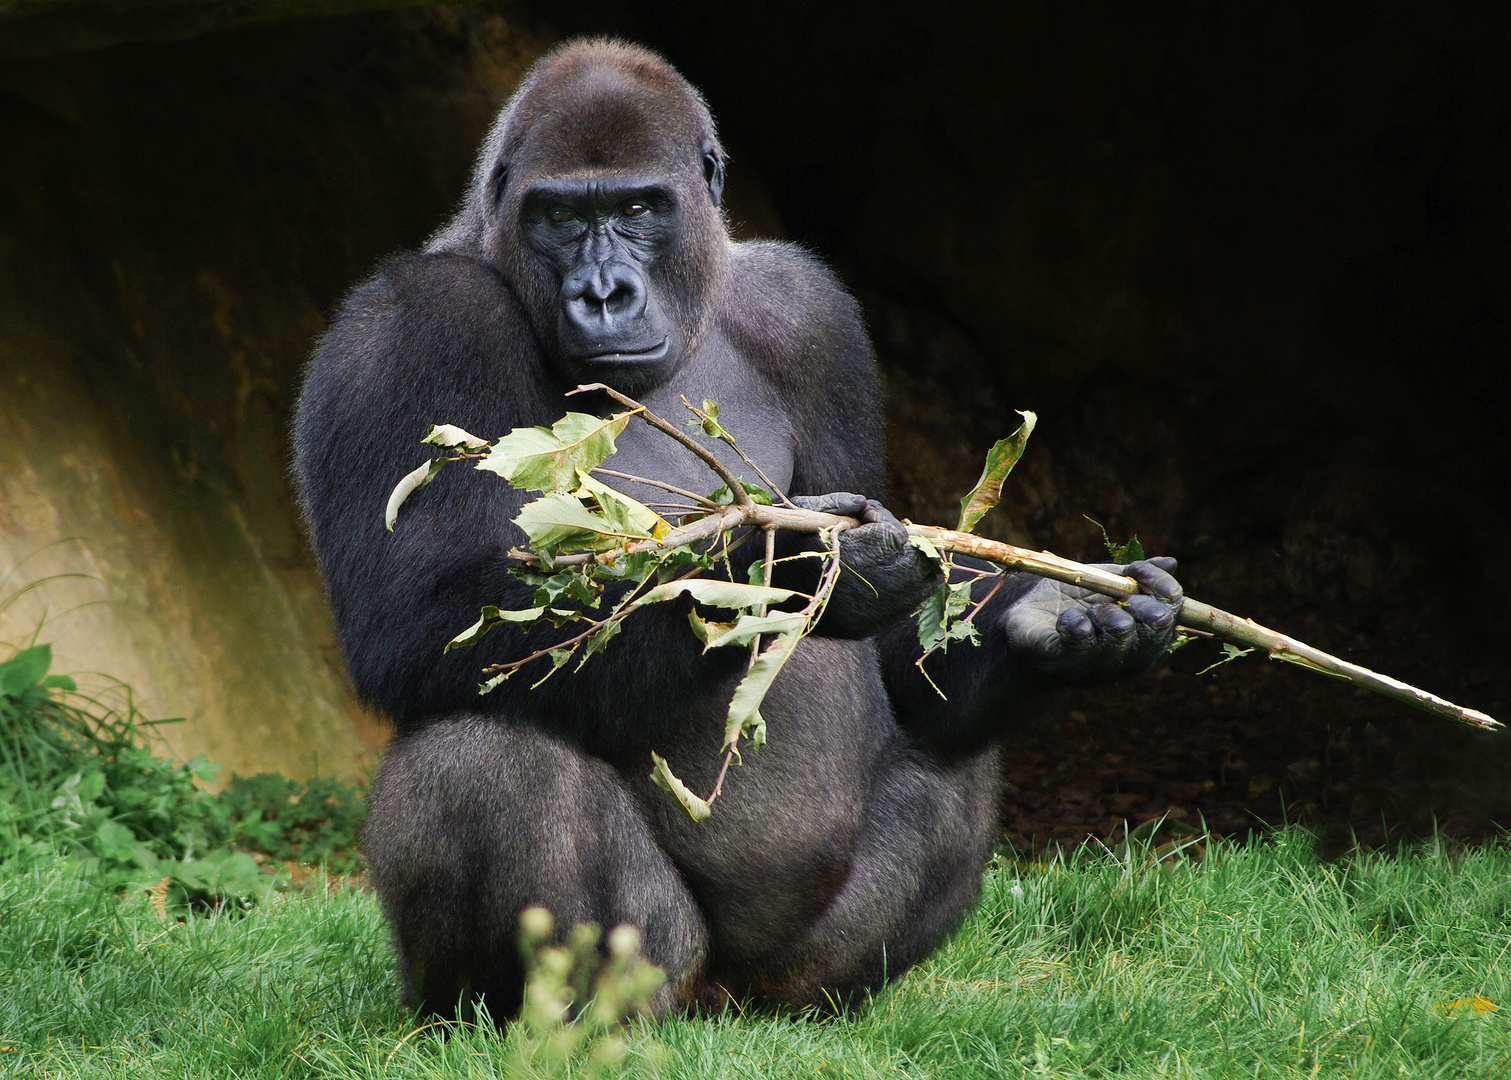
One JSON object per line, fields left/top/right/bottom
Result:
{"left": 293, "top": 39, "right": 1182, "bottom": 1019}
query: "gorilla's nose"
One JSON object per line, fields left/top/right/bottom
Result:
{"left": 562, "top": 261, "right": 648, "bottom": 340}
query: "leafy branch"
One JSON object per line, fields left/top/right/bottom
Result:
{"left": 386, "top": 387, "right": 1501, "bottom": 820}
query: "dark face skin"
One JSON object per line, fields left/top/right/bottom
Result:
{"left": 520, "top": 172, "right": 684, "bottom": 389}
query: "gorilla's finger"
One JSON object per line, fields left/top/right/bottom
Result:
{"left": 1125, "top": 560, "right": 1183, "bottom": 603}
{"left": 858, "top": 500, "right": 908, "bottom": 543}
{"left": 1126, "top": 594, "right": 1175, "bottom": 628}
{"left": 859, "top": 499, "right": 904, "bottom": 529}
{"left": 1087, "top": 602, "right": 1136, "bottom": 638}
{"left": 793, "top": 492, "right": 869, "bottom": 519}
{"left": 1056, "top": 607, "right": 1096, "bottom": 642}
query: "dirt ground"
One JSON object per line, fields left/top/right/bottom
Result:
{"left": 880, "top": 340, "right": 1510, "bottom": 858}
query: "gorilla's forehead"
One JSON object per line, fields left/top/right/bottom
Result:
{"left": 511, "top": 89, "right": 699, "bottom": 175}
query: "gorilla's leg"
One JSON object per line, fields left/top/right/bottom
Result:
{"left": 733, "top": 742, "right": 1000, "bottom": 1009}
{"left": 364, "top": 717, "right": 709, "bottom": 1020}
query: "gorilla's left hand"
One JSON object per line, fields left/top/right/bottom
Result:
{"left": 1001, "top": 557, "right": 1183, "bottom": 686}
{"left": 789, "top": 492, "right": 942, "bottom": 637}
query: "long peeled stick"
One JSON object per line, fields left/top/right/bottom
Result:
{"left": 908, "top": 523, "right": 1501, "bottom": 732}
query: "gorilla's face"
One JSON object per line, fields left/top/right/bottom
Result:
{"left": 519, "top": 172, "right": 685, "bottom": 391}
{"left": 477, "top": 48, "right": 730, "bottom": 397}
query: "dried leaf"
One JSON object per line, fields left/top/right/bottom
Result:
{"left": 649, "top": 752, "right": 711, "bottom": 822}
{"left": 423, "top": 424, "right": 489, "bottom": 449}
{"left": 957, "top": 410, "right": 1036, "bottom": 534}
{"left": 385, "top": 458, "right": 445, "bottom": 531}
{"left": 1437, "top": 996, "right": 1498, "bottom": 1015}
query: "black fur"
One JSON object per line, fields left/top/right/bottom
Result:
{"left": 293, "top": 39, "right": 1181, "bottom": 1018}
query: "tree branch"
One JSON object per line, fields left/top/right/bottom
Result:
{"left": 906, "top": 523, "right": 1501, "bottom": 732}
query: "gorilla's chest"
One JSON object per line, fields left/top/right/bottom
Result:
{"left": 594, "top": 348, "right": 794, "bottom": 508}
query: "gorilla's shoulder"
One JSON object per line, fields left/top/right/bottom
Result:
{"left": 346, "top": 252, "right": 517, "bottom": 328}
{"left": 720, "top": 240, "right": 872, "bottom": 388}
{"left": 312, "top": 251, "right": 529, "bottom": 387}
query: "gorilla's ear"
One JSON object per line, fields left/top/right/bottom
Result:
{"left": 701, "top": 138, "right": 725, "bottom": 207}
{"left": 487, "top": 158, "right": 510, "bottom": 208}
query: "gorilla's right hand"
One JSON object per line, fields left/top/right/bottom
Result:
{"left": 787, "top": 493, "right": 942, "bottom": 638}
{"left": 999, "top": 557, "right": 1183, "bottom": 686}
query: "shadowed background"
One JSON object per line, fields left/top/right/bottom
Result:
{"left": 1, "top": 1, "right": 1505, "bottom": 848}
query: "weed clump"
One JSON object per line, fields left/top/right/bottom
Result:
{"left": 0, "top": 642, "right": 366, "bottom": 913}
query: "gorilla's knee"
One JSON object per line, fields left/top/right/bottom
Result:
{"left": 365, "top": 718, "right": 707, "bottom": 1018}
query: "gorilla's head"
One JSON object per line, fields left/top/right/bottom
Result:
{"left": 433, "top": 40, "right": 729, "bottom": 394}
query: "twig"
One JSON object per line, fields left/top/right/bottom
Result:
{"left": 592, "top": 468, "right": 721, "bottom": 509}
{"left": 906, "top": 523, "right": 1501, "bottom": 732}
{"left": 707, "top": 525, "right": 782, "bottom": 808}
{"left": 679, "top": 395, "right": 797, "bottom": 508}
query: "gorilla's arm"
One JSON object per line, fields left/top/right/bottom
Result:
{"left": 722, "top": 243, "right": 940, "bottom": 635}
{"left": 294, "top": 254, "right": 747, "bottom": 741}
{"left": 877, "top": 555, "right": 1183, "bottom": 756}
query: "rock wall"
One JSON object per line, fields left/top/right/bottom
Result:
{"left": 0, "top": 7, "right": 550, "bottom": 780}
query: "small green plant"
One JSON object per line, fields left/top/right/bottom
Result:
{"left": 508, "top": 906, "right": 668, "bottom": 1076}
{"left": 218, "top": 771, "right": 366, "bottom": 876}
{"left": 0, "top": 642, "right": 367, "bottom": 912}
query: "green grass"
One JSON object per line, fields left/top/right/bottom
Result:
{"left": 5, "top": 829, "right": 1511, "bottom": 1078}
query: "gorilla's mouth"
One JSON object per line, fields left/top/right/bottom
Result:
{"left": 580, "top": 339, "right": 669, "bottom": 365}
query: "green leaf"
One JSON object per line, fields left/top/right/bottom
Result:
{"left": 695, "top": 612, "right": 809, "bottom": 652}
{"left": 385, "top": 458, "right": 445, "bottom": 531}
{"left": 1085, "top": 516, "right": 1145, "bottom": 563}
{"left": 707, "top": 481, "right": 773, "bottom": 506}
{"left": 513, "top": 493, "right": 651, "bottom": 552}
{"left": 908, "top": 534, "right": 943, "bottom": 564}
{"left": 649, "top": 752, "right": 711, "bottom": 822}
{"left": 422, "top": 424, "right": 490, "bottom": 450}
{"left": 446, "top": 605, "right": 547, "bottom": 652}
{"left": 573, "top": 470, "right": 671, "bottom": 537}
{"left": 916, "top": 580, "right": 979, "bottom": 655}
{"left": 576, "top": 618, "right": 623, "bottom": 665}
{"left": 685, "top": 398, "right": 729, "bottom": 439}
{"left": 1167, "top": 629, "right": 1197, "bottom": 654}
{"left": 0, "top": 644, "right": 51, "bottom": 698}
{"left": 516, "top": 566, "right": 602, "bottom": 609}
{"left": 635, "top": 579, "right": 796, "bottom": 610}
{"left": 957, "top": 410, "right": 1036, "bottom": 534}
{"left": 687, "top": 612, "right": 736, "bottom": 645}
{"left": 188, "top": 754, "right": 221, "bottom": 784}
{"left": 723, "top": 630, "right": 801, "bottom": 752}
{"left": 478, "top": 411, "right": 633, "bottom": 492}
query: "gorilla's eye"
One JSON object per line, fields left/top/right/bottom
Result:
{"left": 548, "top": 207, "right": 578, "bottom": 224}
{"left": 621, "top": 202, "right": 650, "bottom": 218}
